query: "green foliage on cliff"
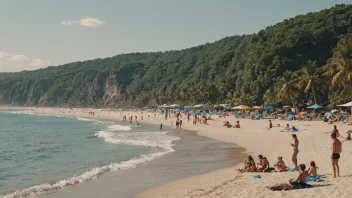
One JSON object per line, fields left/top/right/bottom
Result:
{"left": 1, "top": 4, "right": 352, "bottom": 107}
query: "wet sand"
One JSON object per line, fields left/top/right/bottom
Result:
{"left": 40, "top": 129, "right": 245, "bottom": 198}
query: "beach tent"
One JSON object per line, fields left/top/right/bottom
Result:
{"left": 170, "top": 104, "right": 180, "bottom": 108}
{"left": 232, "top": 105, "right": 249, "bottom": 110}
{"left": 307, "top": 104, "right": 325, "bottom": 109}
{"left": 338, "top": 101, "right": 352, "bottom": 113}
{"left": 338, "top": 101, "right": 352, "bottom": 107}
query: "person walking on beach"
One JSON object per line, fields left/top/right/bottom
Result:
{"left": 333, "top": 125, "right": 340, "bottom": 138}
{"left": 291, "top": 134, "right": 299, "bottom": 171}
{"left": 331, "top": 133, "right": 342, "bottom": 178}
{"left": 160, "top": 123, "right": 163, "bottom": 130}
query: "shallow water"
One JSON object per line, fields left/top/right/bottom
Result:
{"left": 0, "top": 111, "right": 178, "bottom": 197}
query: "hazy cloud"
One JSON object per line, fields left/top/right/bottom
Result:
{"left": 0, "top": 51, "right": 51, "bottom": 72}
{"left": 7, "top": 54, "right": 29, "bottom": 62}
{"left": 60, "top": 17, "right": 106, "bottom": 28}
{"left": 29, "top": 59, "right": 51, "bottom": 67}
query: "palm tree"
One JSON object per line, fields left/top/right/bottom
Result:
{"left": 324, "top": 34, "right": 352, "bottom": 88}
{"left": 274, "top": 71, "right": 300, "bottom": 108}
{"left": 296, "top": 60, "right": 327, "bottom": 104}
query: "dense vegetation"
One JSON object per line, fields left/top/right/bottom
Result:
{"left": 1, "top": 4, "right": 352, "bottom": 108}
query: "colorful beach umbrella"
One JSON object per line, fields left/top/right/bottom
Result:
{"left": 307, "top": 104, "right": 325, "bottom": 109}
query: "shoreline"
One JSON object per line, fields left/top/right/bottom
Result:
{"left": 2, "top": 107, "right": 352, "bottom": 197}
{"left": 0, "top": 107, "right": 246, "bottom": 198}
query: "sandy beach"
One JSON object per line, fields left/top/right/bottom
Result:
{"left": 1, "top": 106, "right": 352, "bottom": 198}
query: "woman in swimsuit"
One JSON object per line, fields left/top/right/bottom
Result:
{"left": 238, "top": 155, "right": 256, "bottom": 173}
{"left": 291, "top": 134, "right": 299, "bottom": 171}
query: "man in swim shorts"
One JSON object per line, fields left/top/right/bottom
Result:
{"left": 331, "top": 133, "right": 342, "bottom": 178}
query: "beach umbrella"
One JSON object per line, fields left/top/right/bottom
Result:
{"left": 194, "top": 104, "right": 206, "bottom": 108}
{"left": 307, "top": 104, "right": 325, "bottom": 109}
{"left": 252, "top": 106, "right": 262, "bottom": 109}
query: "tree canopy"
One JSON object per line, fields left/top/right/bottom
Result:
{"left": 1, "top": 4, "right": 352, "bottom": 107}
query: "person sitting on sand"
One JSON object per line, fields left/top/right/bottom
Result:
{"left": 274, "top": 156, "right": 287, "bottom": 172}
{"left": 346, "top": 131, "right": 351, "bottom": 140}
{"left": 266, "top": 164, "right": 311, "bottom": 191}
{"left": 291, "top": 125, "right": 298, "bottom": 132}
{"left": 256, "top": 155, "right": 270, "bottom": 172}
{"left": 234, "top": 120, "right": 240, "bottom": 128}
{"left": 328, "top": 116, "right": 338, "bottom": 124}
{"left": 284, "top": 124, "right": 291, "bottom": 131}
{"left": 308, "top": 161, "right": 318, "bottom": 176}
{"left": 238, "top": 155, "right": 256, "bottom": 173}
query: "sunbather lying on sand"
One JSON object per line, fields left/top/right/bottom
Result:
{"left": 266, "top": 164, "right": 312, "bottom": 191}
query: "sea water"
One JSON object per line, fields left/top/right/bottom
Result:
{"left": 0, "top": 111, "right": 179, "bottom": 198}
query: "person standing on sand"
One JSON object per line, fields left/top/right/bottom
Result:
{"left": 268, "top": 120, "right": 272, "bottom": 130}
{"left": 331, "top": 133, "right": 342, "bottom": 178}
{"left": 291, "top": 134, "right": 299, "bottom": 171}
{"left": 333, "top": 125, "right": 340, "bottom": 138}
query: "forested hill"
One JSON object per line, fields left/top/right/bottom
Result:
{"left": 1, "top": 4, "right": 352, "bottom": 107}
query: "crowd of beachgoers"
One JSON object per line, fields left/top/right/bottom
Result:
{"left": 116, "top": 107, "right": 349, "bottom": 192}
{"left": 2, "top": 106, "right": 351, "bottom": 196}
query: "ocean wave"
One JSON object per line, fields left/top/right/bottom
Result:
{"left": 106, "top": 124, "right": 132, "bottom": 131}
{"left": 95, "top": 131, "right": 179, "bottom": 150}
{"left": 76, "top": 117, "right": 97, "bottom": 122}
{"left": 2, "top": 151, "right": 170, "bottom": 198}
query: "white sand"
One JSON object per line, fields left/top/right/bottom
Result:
{"left": 2, "top": 106, "right": 352, "bottom": 198}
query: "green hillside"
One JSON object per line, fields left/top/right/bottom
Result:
{"left": 1, "top": 4, "right": 352, "bottom": 107}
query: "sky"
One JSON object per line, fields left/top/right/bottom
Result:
{"left": 1, "top": 0, "right": 352, "bottom": 72}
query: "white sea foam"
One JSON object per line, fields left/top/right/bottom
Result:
{"left": 2, "top": 125, "right": 180, "bottom": 198}
{"left": 2, "top": 151, "right": 171, "bottom": 198}
{"left": 106, "top": 124, "right": 132, "bottom": 131}
{"left": 95, "top": 131, "right": 179, "bottom": 150}
{"left": 76, "top": 117, "right": 97, "bottom": 122}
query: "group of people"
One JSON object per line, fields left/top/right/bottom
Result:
{"left": 239, "top": 125, "right": 343, "bottom": 191}
{"left": 223, "top": 120, "right": 240, "bottom": 128}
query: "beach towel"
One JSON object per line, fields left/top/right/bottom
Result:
{"left": 287, "top": 114, "right": 294, "bottom": 121}
{"left": 305, "top": 175, "right": 326, "bottom": 182}
{"left": 287, "top": 168, "right": 296, "bottom": 172}
{"left": 252, "top": 175, "right": 261, "bottom": 178}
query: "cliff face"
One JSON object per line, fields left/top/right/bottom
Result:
{"left": 0, "top": 71, "right": 121, "bottom": 107}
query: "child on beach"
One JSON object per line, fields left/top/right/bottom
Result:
{"left": 234, "top": 121, "right": 240, "bottom": 128}
{"left": 268, "top": 120, "right": 273, "bottom": 130}
{"left": 308, "top": 161, "right": 318, "bottom": 176}
{"left": 274, "top": 156, "right": 287, "bottom": 172}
